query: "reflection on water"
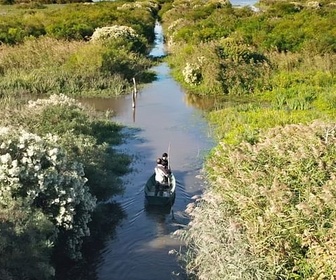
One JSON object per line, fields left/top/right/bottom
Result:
{"left": 230, "top": 0, "right": 259, "bottom": 6}
{"left": 80, "top": 89, "right": 225, "bottom": 115}
{"left": 55, "top": 202, "right": 126, "bottom": 280}
{"left": 91, "top": 19, "right": 215, "bottom": 280}
{"left": 184, "top": 92, "right": 224, "bottom": 111}
{"left": 78, "top": 96, "right": 132, "bottom": 113}
{"left": 149, "top": 21, "right": 166, "bottom": 57}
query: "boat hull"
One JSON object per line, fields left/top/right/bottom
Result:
{"left": 144, "top": 173, "right": 176, "bottom": 206}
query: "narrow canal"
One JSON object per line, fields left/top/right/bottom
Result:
{"left": 85, "top": 1, "right": 258, "bottom": 278}
{"left": 92, "top": 22, "right": 214, "bottom": 280}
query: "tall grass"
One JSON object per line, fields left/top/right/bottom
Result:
{"left": 0, "top": 37, "right": 151, "bottom": 97}
{"left": 181, "top": 121, "right": 336, "bottom": 279}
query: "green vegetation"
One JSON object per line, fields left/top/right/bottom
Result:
{"left": 0, "top": 1, "right": 159, "bottom": 98}
{"left": 0, "top": 0, "right": 159, "bottom": 279}
{"left": 0, "top": 94, "right": 131, "bottom": 279}
{"left": 159, "top": 0, "right": 336, "bottom": 279}
{"left": 2, "top": 0, "right": 336, "bottom": 278}
{"left": 178, "top": 122, "right": 336, "bottom": 279}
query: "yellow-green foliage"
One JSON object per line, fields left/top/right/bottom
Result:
{"left": 0, "top": 1, "right": 158, "bottom": 44}
{"left": 0, "top": 1, "right": 158, "bottom": 97}
{"left": 183, "top": 121, "right": 336, "bottom": 279}
{"left": 0, "top": 37, "right": 82, "bottom": 70}
{"left": 161, "top": 0, "right": 336, "bottom": 96}
{"left": 0, "top": 36, "right": 151, "bottom": 97}
{"left": 207, "top": 102, "right": 330, "bottom": 145}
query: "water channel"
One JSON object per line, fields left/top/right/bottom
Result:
{"left": 89, "top": 22, "right": 214, "bottom": 280}
{"left": 80, "top": 1, "right": 258, "bottom": 278}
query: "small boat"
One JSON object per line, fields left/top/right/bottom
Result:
{"left": 144, "top": 172, "right": 176, "bottom": 206}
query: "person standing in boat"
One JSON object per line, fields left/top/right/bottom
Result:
{"left": 154, "top": 157, "right": 170, "bottom": 195}
{"left": 161, "top": 152, "right": 171, "bottom": 174}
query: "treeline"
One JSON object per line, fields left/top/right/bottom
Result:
{"left": 159, "top": 0, "right": 336, "bottom": 279}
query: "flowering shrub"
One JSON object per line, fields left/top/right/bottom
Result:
{"left": 90, "top": 25, "right": 139, "bottom": 43}
{"left": 0, "top": 126, "right": 96, "bottom": 259}
{"left": 27, "top": 93, "right": 86, "bottom": 110}
{"left": 182, "top": 60, "right": 203, "bottom": 85}
{"left": 90, "top": 24, "right": 148, "bottom": 56}
{"left": 117, "top": 0, "right": 159, "bottom": 12}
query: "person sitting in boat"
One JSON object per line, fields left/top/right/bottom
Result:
{"left": 154, "top": 158, "right": 170, "bottom": 195}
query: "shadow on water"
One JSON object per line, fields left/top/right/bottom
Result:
{"left": 69, "top": 18, "right": 215, "bottom": 280}
{"left": 54, "top": 202, "right": 127, "bottom": 280}
{"left": 145, "top": 204, "right": 173, "bottom": 217}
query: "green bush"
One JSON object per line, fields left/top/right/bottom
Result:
{"left": 0, "top": 94, "right": 131, "bottom": 278}
{"left": 162, "top": 0, "right": 336, "bottom": 98}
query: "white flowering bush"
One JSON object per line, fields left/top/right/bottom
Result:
{"left": 27, "top": 93, "right": 86, "bottom": 110}
{"left": 90, "top": 24, "right": 148, "bottom": 55}
{"left": 90, "top": 25, "right": 139, "bottom": 43}
{"left": 0, "top": 126, "right": 96, "bottom": 259}
{"left": 117, "top": 1, "right": 159, "bottom": 12}
{"left": 183, "top": 62, "right": 202, "bottom": 85}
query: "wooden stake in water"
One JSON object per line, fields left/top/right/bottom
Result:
{"left": 132, "top": 77, "right": 138, "bottom": 109}
{"left": 132, "top": 77, "right": 138, "bottom": 97}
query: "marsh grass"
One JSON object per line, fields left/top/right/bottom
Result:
{"left": 176, "top": 192, "right": 271, "bottom": 280}
{"left": 0, "top": 36, "right": 152, "bottom": 97}
{"left": 207, "top": 103, "right": 327, "bottom": 145}
{"left": 181, "top": 121, "right": 336, "bottom": 279}
{"left": 160, "top": 1, "right": 336, "bottom": 279}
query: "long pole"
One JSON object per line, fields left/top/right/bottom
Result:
{"left": 167, "top": 142, "right": 171, "bottom": 188}
{"left": 167, "top": 142, "right": 171, "bottom": 170}
{"left": 167, "top": 142, "right": 175, "bottom": 217}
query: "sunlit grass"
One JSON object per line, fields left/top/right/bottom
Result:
{"left": 180, "top": 121, "right": 336, "bottom": 279}
{"left": 0, "top": 37, "right": 147, "bottom": 97}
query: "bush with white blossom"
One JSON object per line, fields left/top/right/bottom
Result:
{"left": 90, "top": 25, "right": 148, "bottom": 55}
{"left": 90, "top": 25, "right": 139, "bottom": 43}
{"left": 117, "top": 0, "right": 159, "bottom": 12}
{"left": 0, "top": 126, "right": 96, "bottom": 259}
{"left": 27, "top": 93, "right": 86, "bottom": 111}
{"left": 183, "top": 62, "right": 202, "bottom": 85}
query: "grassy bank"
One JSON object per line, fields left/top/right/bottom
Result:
{"left": 0, "top": 1, "right": 159, "bottom": 98}
{"left": 178, "top": 122, "right": 336, "bottom": 279}
{"left": 159, "top": 0, "right": 336, "bottom": 278}
{"left": 0, "top": 0, "right": 161, "bottom": 278}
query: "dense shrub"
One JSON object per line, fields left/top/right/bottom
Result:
{"left": 0, "top": 34, "right": 153, "bottom": 97}
{"left": 0, "top": 94, "right": 130, "bottom": 278}
{"left": 180, "top": 121, "right": 336, "bottom": 279}
{"left": 161, "top": 0, "right": 336, "bottom": 96}
{"left": 0, "top": 1, "right": 158, "bottom": 45}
